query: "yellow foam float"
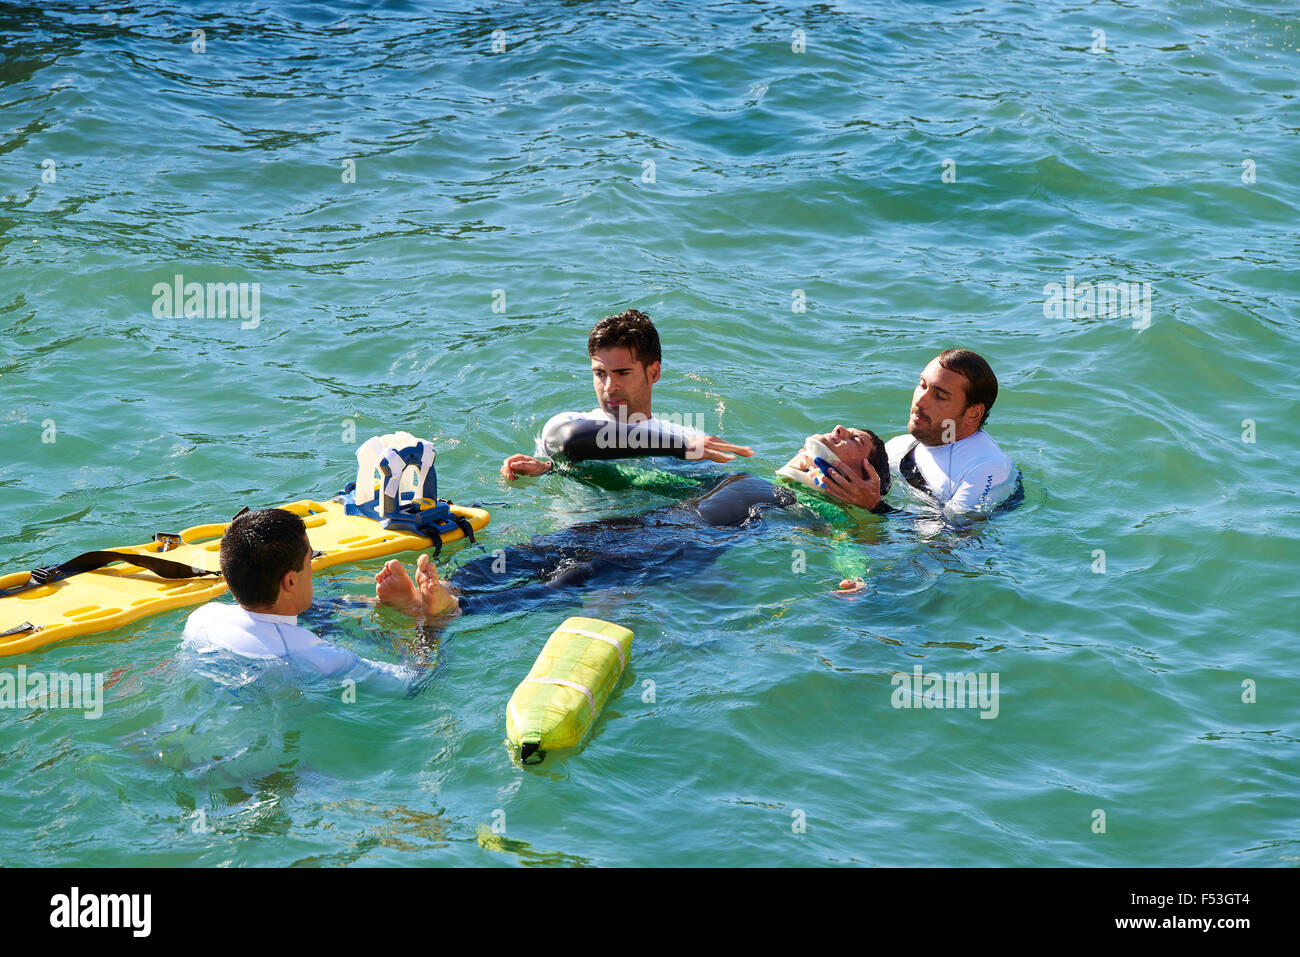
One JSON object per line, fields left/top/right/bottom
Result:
{"left": 506, "top": 616, "right": 633, "bottom": 763}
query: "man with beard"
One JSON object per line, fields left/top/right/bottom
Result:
{"left": 816, "top": 349, "right": 1018, "bottom": 517}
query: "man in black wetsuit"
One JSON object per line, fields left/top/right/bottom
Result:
{"left": 500, "top": 309, "right": 752, "bottom": 479}
{"left": 374, "top": 425, "right": 892, "bottom": 620}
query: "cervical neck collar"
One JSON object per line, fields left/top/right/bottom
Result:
{"left": 775, "top": 436, "right": 841, "bottom": 492}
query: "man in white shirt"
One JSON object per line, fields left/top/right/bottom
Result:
{"left": 499, "top": 309, "right": 752, "bottom": 479}
{"left": 182, "top": 508, "right": 414, "bottom": 688}
{"left": 819, "top": 349, "right": 1018, "bottom": 517}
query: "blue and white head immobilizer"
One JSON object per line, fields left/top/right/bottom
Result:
{"left": 342, "top": 432, "right": 473, "bottom": 544}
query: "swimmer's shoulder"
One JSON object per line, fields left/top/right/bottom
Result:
{"left": 885, "top": 433, "right": 916, "bottom": 468}
{"left": 887, "top": 430, "right": 1014, "bottom": 477}
{"left": 182, "top": 602, "right": 321, "bottom": 657}
{"left": 957, "top": 430, "right": 1016, "bottom": 480}
{"left": 544, "top": 407, "right": 614, "bottom": 428}
{"left": 183, "top": 600, "right": 240, "bottom": 638}
{"left": 183, "top": 601, "right": 262, "bottom": 654}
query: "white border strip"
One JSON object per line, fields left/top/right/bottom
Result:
{"left": 561, "top": 627, "right": 627, "bottom": 670}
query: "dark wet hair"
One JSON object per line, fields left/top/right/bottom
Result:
{"left": 219, "top": 508, "right": 309, "bottom": 609}
{"left": 588, "top": 309, "right": 662, "bottom": 368}
{"left": 937, "top": 349, "right": 998, "bottom": 428}
{"left": 861, "top": 429, "right": 891, "bottom": 496}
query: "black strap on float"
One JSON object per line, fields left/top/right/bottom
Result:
{"left": 452, "top": 515, "right": 476, "bottom": 542}
{"left": 0, "top": 621, "right": 39, "bottom": 637}
{"left": 0, "top": 549, "right": 220, "bottom": 600}
{"left": 411, "top": 502, "right": 477, "bottom": 559}
{"left": 438, "top": 500, "right": 477, "bottom": 545}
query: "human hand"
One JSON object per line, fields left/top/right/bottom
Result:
{"left": 686, "top": 434, "right": 754, "bottom": 463}
{"left": 817, "top": 458, "right": 881, "bottom": 511}
{"left": 500, "top": 454, "right": 553, "bottom": 480}
{"left": 832, "top": 574, "right": 863, "bottom": 598}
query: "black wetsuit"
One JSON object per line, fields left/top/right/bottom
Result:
{"left": 452, "top": 472, "right": 794, "bottom": 615}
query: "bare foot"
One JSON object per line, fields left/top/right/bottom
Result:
{"left": 413, "top": 553, "right": 460, "bottom": 617}
{"left": 376, "top": 559, "right": 424, "bottom": 617}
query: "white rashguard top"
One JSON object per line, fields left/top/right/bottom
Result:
{"left": 182, "top": 602, "right": 415, "bottom": 689}
{"left": 885, "top": 429, "right": 1018, "bottom": 515}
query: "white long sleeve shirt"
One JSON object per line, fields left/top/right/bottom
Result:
{"left": 885, "top": 430, "right": 1018, "bottom": 515}
{"left": 182, "top": 602, "right": 415, "bottom": 689}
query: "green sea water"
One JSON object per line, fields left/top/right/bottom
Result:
{"left": 1, "top": 0, "right": 1297, "bottom": 867}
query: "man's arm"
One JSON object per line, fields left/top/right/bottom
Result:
{"left": 502, "top": 415, "right": 752, "bottom": 491}
{"left": 542, "top": 417, "right": 751, "bottom": 467}
{"left": 777, "top": 486, "right": 885, "bottom": 596}
{"left": 297, "top": 639, "right": 415, "bottom": 686}
{"left": 499, "top": 411, "right": 576, "bottom": 480}
{"left": 295, "top": 605, "right": 423, "bottom": 690}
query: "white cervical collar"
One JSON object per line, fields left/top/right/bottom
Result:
{"left": 775, "top": 436, "right": 841, "bottom": 492}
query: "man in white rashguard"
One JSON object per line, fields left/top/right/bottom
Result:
{"left": 819, "top": 349, "right": 1018, "bottom": 517}
{"left": 182, "top": 508, "right": 414, "bottom": 688}
{"left": 499, "top": 309, "right": 753, "bottom": 480}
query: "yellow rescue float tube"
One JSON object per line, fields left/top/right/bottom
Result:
{"left": 506, "top": 616, "right": 633, "bottom": 763}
